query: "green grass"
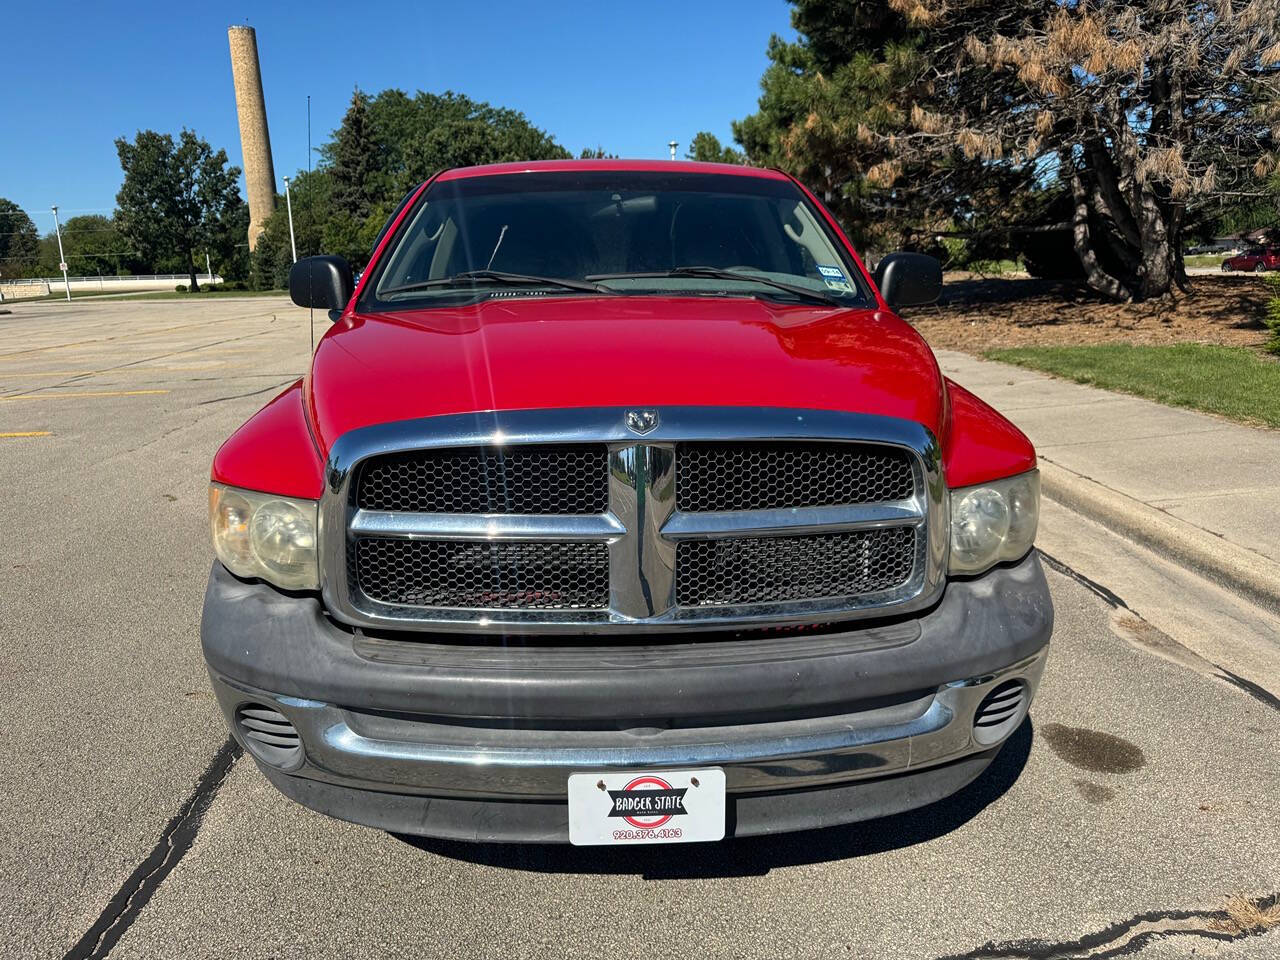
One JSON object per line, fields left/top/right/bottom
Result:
{"left": 1184, "top": 253, "right": 1228, "bottom": 269}
{"left": 2, "top": 288, "right": 289, "bottom": 304}
{"left": 958, "top": 258, "right": 1023, "bottom": 276}
{"left": 985, "top": 343, "right": 1280, "bottom": 428}
{"left": 85, "top": 288, "right": 288, "bottom": 302}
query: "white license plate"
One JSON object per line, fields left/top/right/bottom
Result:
{"left": 567, "top": 768, "right": 726, "bottom": 845}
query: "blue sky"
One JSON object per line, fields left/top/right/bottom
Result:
{"left": 2, "top": 1, "right": 796, "bottom": 234}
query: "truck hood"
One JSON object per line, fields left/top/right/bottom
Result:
{"left": 306, "top": 296, "right": 946, "bottom": 456}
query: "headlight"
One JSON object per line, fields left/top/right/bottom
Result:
{"left": 209, "top": 483, "right": 319, "bottom": 590}
{"left": 948, "top": 470, "right": 1039, "bottom": 575}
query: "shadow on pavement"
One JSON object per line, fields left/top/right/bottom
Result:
{"left": 395, "top": 718, "right": 1033, "bottom": 879}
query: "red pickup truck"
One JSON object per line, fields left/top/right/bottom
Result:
{"left": 203, "top": 160, "right": 1051, "bottom": 845}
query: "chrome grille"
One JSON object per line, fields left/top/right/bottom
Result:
{"left": 353, "top": 538, "right": 610, "bottom": 610}
{"left": 322, "top": 407, "right": 946, "bottom": 633}
{"left": 677, "top": 441, "right": 915, "bottom": 512}
{"left": 357, "top": 444, "right": 608, "bottom": 514}
{"left": 676, "top": 529, "right": 917, "bottom": 607}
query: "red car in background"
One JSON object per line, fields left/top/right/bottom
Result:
{"left": 1221, "top": 245, "right": 1280, "bottom": 272}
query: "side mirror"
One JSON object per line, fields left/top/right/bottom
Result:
{"left": 873, "top": 253, "right": 942, "bottom": 309}
{"left": 289, "top": 255, "right": 354, "bottom": 318}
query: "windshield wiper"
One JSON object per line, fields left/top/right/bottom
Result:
{"left": 585, "top": 266, "right": 841, "bottom": 306}
{"left": 380, "top": 270, "right": 612, "bottom": 296}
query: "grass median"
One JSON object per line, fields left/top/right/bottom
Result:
{"left": 88, "top": 288, "right": 289, "bottom": 302}
{"left": 985, "top": 343, "right": 1280, "bottom": 428}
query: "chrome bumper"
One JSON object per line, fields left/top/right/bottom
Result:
{"left": 209, "top": 645, "right": 1048, "bottom": 800}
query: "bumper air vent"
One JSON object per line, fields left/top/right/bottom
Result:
{"left": 235, "top": 702, "right": 303, "bottom": 769}
{"left": 972, "top": 680, "right": 1027, "bottom": 746}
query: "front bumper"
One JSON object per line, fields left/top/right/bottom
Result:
{"left": 202, "top": 552, "right": 1053, "bottom": 842}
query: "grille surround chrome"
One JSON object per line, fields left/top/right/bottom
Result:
{"left": 320, "top": 407, "right": 948, "bottom": 634}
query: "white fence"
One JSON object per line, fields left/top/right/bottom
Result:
{"left": 0, "top": 274, "right": 224, "bottom": 299}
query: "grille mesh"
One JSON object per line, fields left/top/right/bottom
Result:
{"left": 357, "top": 445, "right": 609, "bottom": 514}
{"left": 353, "top": 538, "right": 610, "bottom": 610}
{"left": 676, "top": 442, "right": 915, "bottom": 512}
{"left": 676, "top": 528, "right": 917, "bottom": 607}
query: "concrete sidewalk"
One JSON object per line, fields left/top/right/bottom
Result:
{"left": 937, "top": 350, "right": 1280, "bottom": 612}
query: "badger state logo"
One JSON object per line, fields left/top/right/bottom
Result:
{"left": 625, "top": 409, "right": 660, "bottom": 435}
{"left": 606, "top": 775, "right": 689, "bottom": 829}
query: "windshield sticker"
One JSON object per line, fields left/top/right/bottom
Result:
{"left": 817, "top": 264, "right": 854, "bottom": 293}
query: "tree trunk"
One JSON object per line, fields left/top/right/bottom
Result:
{"left": 1169, "top": 205, "right": 1193, "bottom": 295}
{"left": 1070, "top": 162, "right": 1183, "bottom": 303}
{"left": 187, "top": 250, "right": 199, "bottom": 293}
{"left": 1070, "top": 170, "right": 1132, "bottom": 301}
{"left": 1134, "top": 189, "right": 1177, "bottom": 301}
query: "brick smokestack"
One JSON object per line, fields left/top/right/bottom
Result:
{"left": 227, "top": 25, "right": 277, "bottom": 252}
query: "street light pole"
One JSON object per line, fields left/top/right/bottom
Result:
{"left": 283, "top": 176, "right": 298, "bottom": 263}
{"left": 206, "top": 251, "right": 213, "bottom": 285}
{"left": 51, "top": 205, "right": 71, "bottom": 302}
{"left": 668, "top": 140, "right": 678, "bottom": 162}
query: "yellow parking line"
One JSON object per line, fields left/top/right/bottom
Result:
{"left": 0, "top": 431, "right": 51, "bottom": 438}
{"left": 0, "top": 389, "right": 170, "bottom": 402}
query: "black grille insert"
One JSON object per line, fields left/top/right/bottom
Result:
{"left": 357, "top": 444, "right": 609, "bottom": 514}
{"left": 676, "top": 528, "right": 917, "bottom": 607}
{"left": 353, "top": 538, "right": 610, "bottom": 610}
{"left": 676, "top": 441, "right": 915, "bottom": 512}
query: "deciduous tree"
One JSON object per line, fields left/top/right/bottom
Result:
{"left": 58, "top": 215, "right": 136, "bottom": 276}
{"left": 260, "top": 88, "right": 574, "bottom": 283}
{"left": 0, "top": 199, "right": 39, "bottom": 278}
{"left": 114, "top": 130, "right": 247, "bottom": 291}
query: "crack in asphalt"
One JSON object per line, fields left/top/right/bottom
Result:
{"left": 196, "top": 376, "right": 298, "bottom": 405}
{"left": 0, "top": 307, "right": 282, "bottom": 362}
{"left": 935, "top": 893, "right": 1279, "bottom": 959}
{"left": 1215, "top": 666, "right": 1280, "bottom": 713}
{"left": 62, "top": 738, "right": 241, "bottom": 960}
{"left": 1037, "top": 549, "right": 1131, "bottom": 611}
{"left": 1037, "top": 549, "right": 1280, "bottom": 716}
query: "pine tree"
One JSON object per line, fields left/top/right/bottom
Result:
{"left": 739, "top": 0, "right": 1280, "bottom": 301}
{"left": 330, "top": 89, "right": 378, "bottom": 222}
{"left": 877, "top": 0, "right": 1280, "bottom": 300}
{"left": 686, "top": 132, "right": 745, "bottom": 164}
{"left": 731, "top": 1, "right": 993, "bottom": 252}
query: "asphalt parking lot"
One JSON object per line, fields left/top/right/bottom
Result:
{"left": 1, "top": 297, "right": 1277, "bottom": 959}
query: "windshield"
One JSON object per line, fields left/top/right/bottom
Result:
{"left": 362, "top": 171, "right": 871, "bottom": 309}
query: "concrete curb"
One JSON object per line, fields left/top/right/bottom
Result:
{"left": 1039, "top": 459, "right": 1280, "bottom": 616}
